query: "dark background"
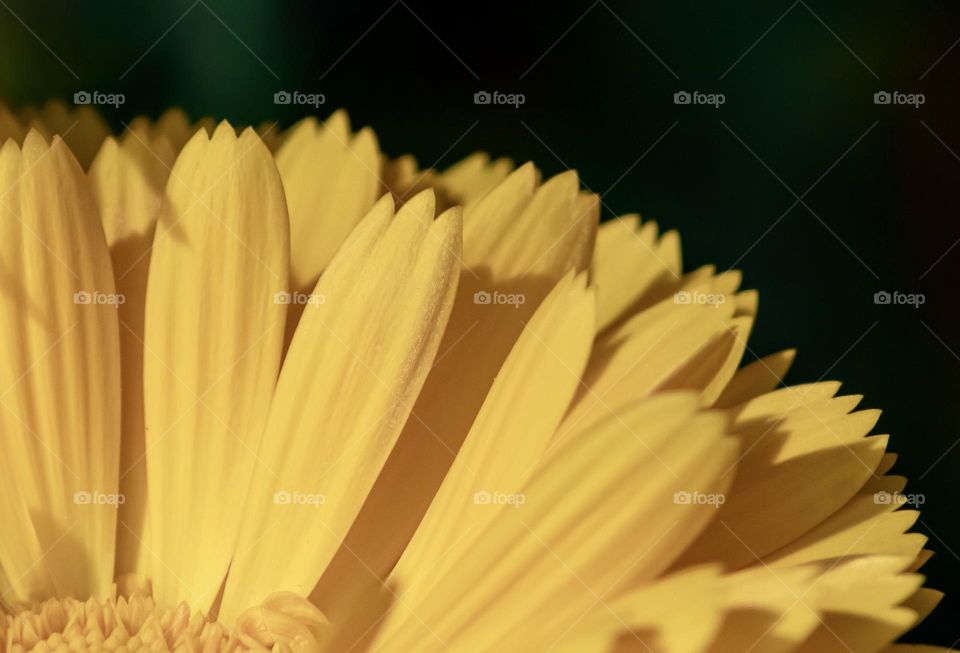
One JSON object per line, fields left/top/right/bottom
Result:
{"left": 2, "top": 1, "right": 958, "bottom": 646}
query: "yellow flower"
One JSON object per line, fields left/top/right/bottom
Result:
{"left": 0, "top": 101, "right": 948, "bottom": 653}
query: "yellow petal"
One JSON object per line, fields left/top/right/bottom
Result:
{"left": 715, "top": 349, "right": 796, "bottom": 408}
{"left": 140, "top": 123, "right": 290, "bottom": 609}
{"left": 765, "top": 478, "right": 926, "bottom": 567}
{"left": 218, "top": 191, "right": 462, "bottom": 623}
{"left": 703, "top": 565, "right": 825, "bottom": 653}
{"left": 611, "top": 566, "right": 725, "bottom": 653}
{"left": 592, "top": 215, "right": 681, "bottom": 332}
{"left": 275, "top": 112, "right": 381, "bottom": 291}
{"left": 557, "top": 294, "right": 741, "bottom": 442}
{"left": 439, "top": 151, "right": 514, "bottom": 207}
{"left": 152, "top": 107, "right": 213, "bottom": 152}
{"left": 389, "top": 271, "right": 595, "bottom": 589}
{"left": 902, "top": 587, "right": 943, "bottom": 627}
{"left": 677, "top": 388, "right": 888, "bottom": 569}
{"left": 0, "top": 132, "right": 121, "bottom": 600}
{"left": 381, "top": 154, "right": 453, "bottom": 209}
{"left": 0, "top": 484, "right": 56, "bottom": 603}
{"left": 19, "top": 100, "right": 111, "bottom": 168}
{"left": 463, "top": 168, "right": 596, "bottom": 277}
{"left": 374, "top": 394, "right": 736, "bottom": 653}
{"left": 88, "top": 126, "right": 175, "bottom": 575}
{"left": 314, "top": 165, "right": 597, "bottom": 599}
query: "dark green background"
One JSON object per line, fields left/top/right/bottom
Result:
{"left": 2, "top": 1, "right": 958, "bottom": 646}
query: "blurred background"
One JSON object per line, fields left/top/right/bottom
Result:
{"left": 2, "top": 0, "right": 959, "bottom": 646}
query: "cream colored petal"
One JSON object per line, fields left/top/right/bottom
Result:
{"left": 0, "top": 132, "right": 121, "bottom": 600}
{"left": 902, "top": 587, "right": 943, "bottom": 626}
{"left": 734, "top": 289, "right": 759, "bottom": 317}
{"left": 275, "top": 112, "right": 381, "bottom": 291}
{"left": 88, "top": 128, "right": 175, "bottom": 575}
{"left": 765, "top": 476, "right": 927, "bottom": 567}
{"left": 464, "top": 168, "right": 596, "bottom": 277}
{"left": 592, "top": 215, "right": 682, "bottom": 332}
{"left": 657, "top": 316, "right": 753, "bottom": 406}
{"left": 676, "top": 388, "right": 888, "bottom": 569}
{"left": 715, "top": 349, "right": 796, "bottom": 408}
{"left": 0, "top": 482, "right": 56, "bottom": 603}
{"left": 152, "top": 107, "right": 212, "bottom": 152}
{"left": 611, "top": 566, "right": 726, "bottom": 653}
{"left": 20, "top": 100, "right": 111, "bottom": 169}
{"left": 557, "top": 295, "right": 742, "bottom": 443}
{"left": 381, "top": 154, "right": 453, "bottom": 210}
{"left": 703, "top": 558, "right": 922, "bottom": 653}
{"left": 439, "top": 152, "right": 514, "bottom": 207}
{"left": 140, "top": 123, "right": 290, "bottom": 609}
{"left": 373, "top": 394, "right": 736, "bottom": 653}
{"left": 314, "top": 165, "right": 597, "bottom": 603}
{"left": 703, "top": 565, "right": 825, "bottom": 653}
{"left": 390, "top": 271, "right": 595, "bottom": 590}
{"left": 219, "top": 191, "right": 462, "bottom": 623}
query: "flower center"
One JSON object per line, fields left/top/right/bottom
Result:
{"left": 0, "top": 576, "right": 328, "bottom": 652}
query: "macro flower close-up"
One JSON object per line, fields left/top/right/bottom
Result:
{"left": 0, "top": 103, "right": 948, "bottom": 652}
{"left": 2, "top": 2, "right": 960, "bottom": 652}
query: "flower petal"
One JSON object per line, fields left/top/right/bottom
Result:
{"left": 88, "top": 127, "right": 174, "bottom": 574}
{"left": 374, "top": 394, "right": 736, "bottom": 652}
{"left": 140, "top": 123, "right": 290, "bottom": 609}
{"left": 389, "top": 271, "right": 595, "bottom": 590}
{"left": 314, "top": 166, "right": 598, "bottom": 598}
{"left": 218, "top": 191, "right": 462, "bottom": 622}
{"left": 19, "top": 100, "right": 110, "bottom": 169}
{"left": 275, "top": 112, "right": 381, "bottom": 291}
{"left": 676, "top": 386, "right": 890, "bottom": 570}
{"left": 592, "top": 215, "right": 681, "bottom": 332}
{"left": 0, "top": 132, "right": 121, "bottom": 600}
